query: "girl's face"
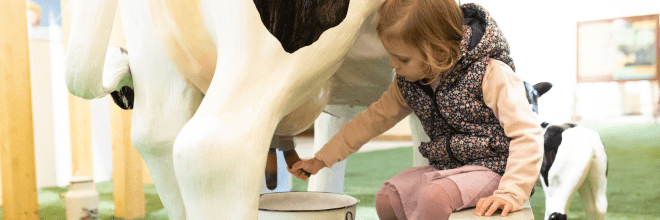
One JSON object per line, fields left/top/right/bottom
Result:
{"left": 380, "top": 36, "right": 427, "bottom": 82}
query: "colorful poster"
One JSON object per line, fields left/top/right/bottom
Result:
{"left": 577, "top": 15, "right": 658, "bottom": 82}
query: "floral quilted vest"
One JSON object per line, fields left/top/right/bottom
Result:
{"left": 397, "top": 3, "right": 515, "bottom": 175}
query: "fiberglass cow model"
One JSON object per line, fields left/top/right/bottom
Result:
{"left": 64, "top": 0, "right": 395, "bottom": 219}
{"left": 524, "top": 82, "right": 608, "bottom": 220}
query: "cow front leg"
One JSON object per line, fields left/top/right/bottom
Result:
{"left": 172, "top": 113, "right": 278, "bottom": 219}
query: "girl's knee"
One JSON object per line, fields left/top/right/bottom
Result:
{"left": 418, "top": 181, "right": 462, "bottom": 211}
{"left": 375, "top": 187, "right": 393, "bottom": 211}
{"left": 376, "top": 186, "right": 400, "bottom": 220}
{"left": 419, "top": 183, "right": 447, "bottom": 201}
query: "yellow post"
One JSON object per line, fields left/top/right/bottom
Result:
{"left": 107, "top": 5, "right": 146, "bottom": 218}
{"left": 0, "top": 0, "right": 39, "bottom": 219}
{"left": 68, "top": 94, "right": 93, "bottom": 177}
{"left": 110, "top": 103, "right": 146, "bottom": 218}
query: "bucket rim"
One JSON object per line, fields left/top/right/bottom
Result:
{"left": 258, "top": 191, "right": 360, "bottom": 212}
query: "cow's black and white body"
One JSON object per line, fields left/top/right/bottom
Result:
{"left": 64, "top": 0, "right": 395, "bottom": 219}
{"left": 525, "top": 82, "right": 608, "bottom": 220}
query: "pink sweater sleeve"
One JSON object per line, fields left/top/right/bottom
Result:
{"left": 482, "top": 59, "right": 543, "bottom": 211}
{"left": 314, "top": 78, "right": 413, "bottom": 168}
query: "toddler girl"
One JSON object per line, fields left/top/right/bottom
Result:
{"left": 289, "top": 1, "right": 542, "bottom": 219}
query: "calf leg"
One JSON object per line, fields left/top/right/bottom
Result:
{"left": 578, "top": 131, "right": 608, "bottom": 220}
{"left": 577, "top": 169, "right": 606, "bottom": 220}
{"left": 543, "top": 128, "right": 594, "bottom": 220}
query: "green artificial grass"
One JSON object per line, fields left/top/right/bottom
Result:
{"left": 2, "top": 123, "right": 659, "bottom": 219}
{"left": 13, "top": 182, "right": 168, "bottom": 220}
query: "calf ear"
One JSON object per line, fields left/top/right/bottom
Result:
{"left": 534, "top": 82, "right": 553, "bottom": 97}
{"left": 523, "top": 81, "right": 534, "bottom": 104}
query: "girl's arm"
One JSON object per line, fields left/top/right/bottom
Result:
{"left": 481, "top": 59, "right": 544, "bottom": 212}
{"left": 313, "top": 77, "right": 413, "bottom": 168}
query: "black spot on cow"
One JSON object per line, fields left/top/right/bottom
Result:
{"left": 253, "top": 0, "right": 350, "bottom": 53}
{"left": 541, "top": 123, "right": 576, "bottom": 186}
{"left": 541, "top": 122, "right": 550, "bottom": 128}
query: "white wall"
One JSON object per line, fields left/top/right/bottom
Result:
{"left": 29, "top": 18, "right": 114, "bottom": 188}
{"left": 464, "top": 0, "right": 660, "bottom": 123}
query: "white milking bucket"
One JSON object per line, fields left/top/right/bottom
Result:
{"left": 259, "top": 192, "right": 359, "bottom": 220}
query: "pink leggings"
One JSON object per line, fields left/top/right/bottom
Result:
{"left": 375, "top": 179, "right": 463, "bottom": 220}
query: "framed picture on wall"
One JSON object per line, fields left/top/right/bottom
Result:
{"left": 577, "top": 14, "right": 659, "bottom": 82}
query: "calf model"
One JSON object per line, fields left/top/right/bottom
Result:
{"left": 524, "top": 82, "right": 608, "bottom": 220}
{"left": 65, "top": 0, "right": 392, "bottom": 219}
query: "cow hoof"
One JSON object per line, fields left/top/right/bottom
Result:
{"left": 548, "top": 212, "right": 567, "bottom": 220}
{"left": 265, "top": 149, "right": 278, "bottom": 190}
{"left": 110, "top": 86, "right": 134, "bottom": 110}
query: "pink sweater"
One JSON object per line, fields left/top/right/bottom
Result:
{"left": 314, "top": 59, "right": 543, "bottom": 211}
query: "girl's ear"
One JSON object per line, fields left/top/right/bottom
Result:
{"left": 534, "top": 82, "right": 552, "bottom": 97}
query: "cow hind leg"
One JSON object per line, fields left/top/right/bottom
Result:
{"left": 577, "top": 168, "right": 606, "bottom": 220}
{"left": 133, "top": 141, "right": 186, "bottom": 220}
{"left": 544, "top": 181, "right": 579, "bottom": 220}
{"left": 579, "top": 133, "right": 608, "bottom": 220}
{"left": 544, "top": 128, "right": 595, "bottom": 220}
{"left": 172, "top": 115, "right": 275, "bottom": 219}
{"left": 130, "top": 90, "right": 203, "bottom": 220}
{"left": 132, "top": 114, "right": 197, "bottom": 220}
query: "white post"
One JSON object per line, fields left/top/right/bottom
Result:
{"left": 260, "top": 150, "right": 291, "bottom": 193}
{"left": 410, "top": 114, "right": 430, "bottom": 167}
{"left": 308, "top": 105, "right": 363, "bottom": 193}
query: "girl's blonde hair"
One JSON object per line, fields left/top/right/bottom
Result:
{"left": 376, "top": 0, "right": 463, "bottom": 84}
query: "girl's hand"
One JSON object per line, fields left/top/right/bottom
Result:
{"left": 474, "top": 196, "right": 513, "bottom": 217}
{"left": 287, "top": 158, "right": 326, "bottom": 181}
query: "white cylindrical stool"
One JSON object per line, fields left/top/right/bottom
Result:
{"left": 64, "top": 175, "right": 99, "bottom": 220}
{"left": 308, "top": 105, "right": 364, "bottom": 194}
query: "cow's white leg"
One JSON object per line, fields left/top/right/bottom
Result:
{"left": 129, "top": 84, "right": 203, "bottom": 220}
{"left": 172, "top": 111, "right": 280, "bottom": 219}
{"left": 131, "top": 120, "right": 191, "bottom": 220}
{"left": 577, "top": 171, "right": 604, "bottom": 220}
{"left": 112, "top": 1, "right": 209, "bottom": 218}
{"left": 308, "top": 105, "right": 364, "bottom": 193}
{"left": 577, "top": 130, "right": 608, "bottom": 220}
{"left": 543, "top": 127, "right": 594, "bottom": 220}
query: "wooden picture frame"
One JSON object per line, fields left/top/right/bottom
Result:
{"left": 577, "top": 14, "right": 659, "bottom": 82}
